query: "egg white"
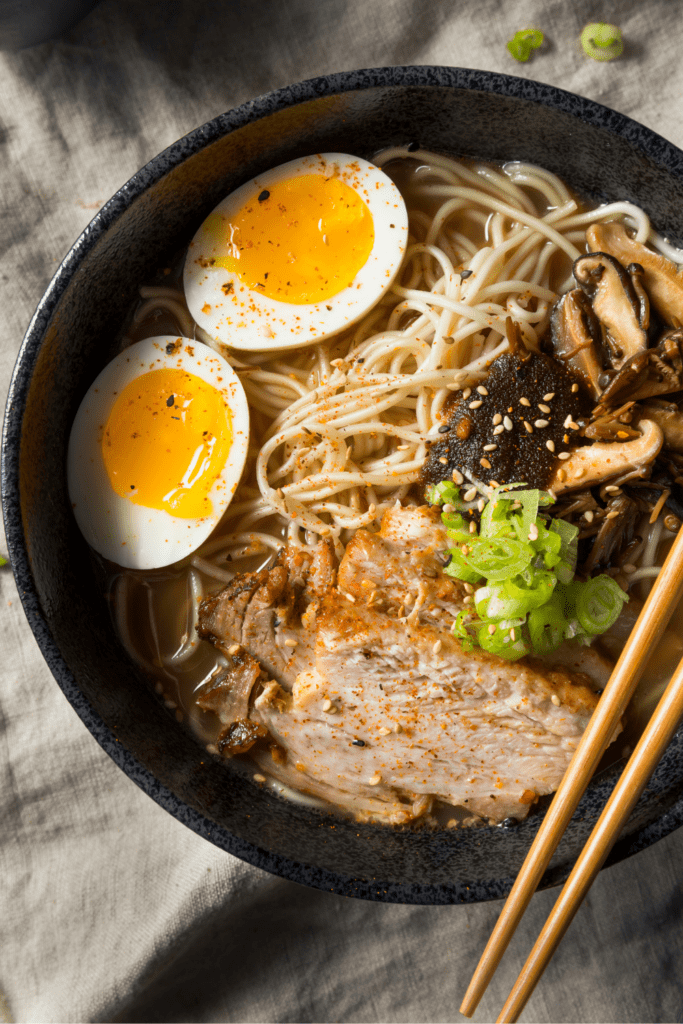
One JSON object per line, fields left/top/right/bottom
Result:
{"left": 183, "top": 153, "right": 408, "bottom": 352}
{"left": 67, "top": 336, "right": 250, "bottom": 570}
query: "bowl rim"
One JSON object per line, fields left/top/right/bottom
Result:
{"left": 4, "top": 64, "right": 683, "bottom": 905}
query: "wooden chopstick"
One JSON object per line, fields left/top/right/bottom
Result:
{"left": 460, "top": 523, "right": 683, "bottom": 1019}
{"left": 496, "top": 648, "right": 683, "bottom": 1022}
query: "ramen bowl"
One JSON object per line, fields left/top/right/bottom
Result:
{"left": 4, "top": 66, "right": 683, "bottom": 905}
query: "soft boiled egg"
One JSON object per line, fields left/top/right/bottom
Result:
{"left": 68, "top": 336, "right": 249, "bottom": 569}
{"left": 183, "top": 153, "right": 408, "bottom": 352}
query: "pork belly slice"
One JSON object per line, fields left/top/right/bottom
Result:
{"left": 197, "top": 540, "right": 337, "bottom": 691}
{"left": 338, "top": 505, "right": 466, "bottom": 624}
{"left": 250, "top": 595, "right": 613, "bottom": 824}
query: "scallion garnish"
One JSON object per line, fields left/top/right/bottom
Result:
{"left": 431, "top": 482, "right": 628, "bottom": 660}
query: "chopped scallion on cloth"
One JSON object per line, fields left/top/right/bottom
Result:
{"left": 506, "top": 28, "right": 544, "bottom": 62}
{"left": 581, "top": 23, "right": 623, "bottom": 61}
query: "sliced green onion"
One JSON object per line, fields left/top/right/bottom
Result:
{"left": 574, "top": 575, "right": 629, "bottom": 635}
{"left": 0, "top": 554, "right": 6, "bottom": 567}
{"left": 581, "top": 23, "right": 623, "bottom": 61}
{"left": 433, "top": 481, "right": 629, "bottom": 660}
{"left": 549, "top": 518, "right": 579, "bottom": 583}
{"left": 426, "top": 480, "right": 459, "bottom": 506}
{"left": 528, "top": 595, "right": 567, "bottom": 656}
{"left": 507, "top": 28, "right": 544, "bottom": 62}
{"left": 465, "top": 536, "right": 533, "bottom": 582}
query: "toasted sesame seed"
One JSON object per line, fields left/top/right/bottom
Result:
{"left": 551, "top": 694, "right": 561, "bottom": 707}
{"left": 504, "top": 416, "right": 513, "bottom": 431}
{"left": 477, "top": 385, "right": 489, "bottom": 396}
{"left": 322, "top": 699, "right": 332, "bottom": 711}
{"left": 492, "top": 413, "right": 502, "bottom": 425}
{"left": 443, "top": 336, "right": 455, "bottom": 345}
{"left": 442, "top": 503, "right": 455, "bottom": 514}
{"left": 369, "top": 773, "right": 382, "bottom": 786}
{"left": 534, "top": 419, "right": 549, "bottom": 428}
{"left": 520, "top": 397, "right": 531, "bottom": 407}
{"left": 464, "top": 582, "right": 474, "bottom": 594}
{"left": 584, "top": 510, "right": 594, "bottom": 523}
{"left": 571, "top": 383, "right": 579, "bottom": 392}
{"left": 489, "top": 480, "right": 500, "bottom": 488}
{"left": 546, "top": 440, "right": 555, "bottom": 452}
{"left": 605, "top": 510, "right": 619, "bottom": 519}
{"left": 488, "top": 624, "right": 496, "bottom": 635}
{"left": 493, "top": 424, "right": 505, "bottom": 435}
{"left": 439, "top": 456, "right": 448, "bottom": 464}
{"left": 228, "top": 643, "right": 241, "bottom": 655}
{"left": 574, "top": 467, "right": 585, "bottom": 479}
{"left": 397, "top": 444, "right": 410, "bottom": 450}
{"left": 528, "top": 523, "right": 539, "bottom": 541}
{"left": 557, "top": 469, "right": 566, "bottom": 481}
{"left": 477, "top": 498, "right": 486, "bottom": 512}
{"left": 469, "top": 400, "right": 483, "bottom": 409}
{"left": 452, "top": 469, "right": 464, "bottom": 484}
{"left": 284, "top": 637, "right": 298, "bottom": 647}
{"left": 378, "top": 726, "right": 392, "bottom": 735}
{"left": 462, "top": 387, "right": 472, "bottom": 399}
{"left": 564, "top": 415, "right": 572, "bottom": 429}
{"left": 623, "top": 563, "right": 637, "bottom": 574}
{"left": 558, "top": 451, "right": 571, "bottom": 460}
{"left": 253, "top": 773, "right": 266, "bottom": 783}
{"left": 469, "top": 521, "right": 477, "bottom": 534}
{"left": 433, "top": 639, "right": 443, "bottom": 654}
{"left": 369, "top": 503, "right": 376, "bottom": 514}
{"left": 483, "top": 443, "right": 497, "bottom": 452}
{"left": 510, "top": 628, "right": 517, "bottom": 641}
{"left": 604, "top": 485, "right": 621, "bottom": 494}
{"left": 538, "top": 403, "right": 551, "bottom": 414}
{"left": 463, "top": 595, "right": 473, "bottom": 605}
{"left": 464, "top": 486, "right": 478, "bottom": 501}
{"left": 392, "top": 722, "right": 403, "bottom": 733}
{"left": 544, "top": 392, "right": 555, "bottom": 401}
{"left": 568, "top": 420, "right": 580, "bottom": 431}
{"left": 523, "top": 421, "right": 533, "bottom": 433}
{"left": 480, "top": 455, "right": 491, "bottom": 467}
{"left": 343, "top": 592, "right": 356, "bottom": 603}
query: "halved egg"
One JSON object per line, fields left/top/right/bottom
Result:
{"left": 67, "top": 336, "right": 249, "bottom": 569}
{"left": 183, "top": 153, "right": 408, "bottom": 352}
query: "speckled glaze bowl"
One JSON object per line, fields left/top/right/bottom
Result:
{"left": 4, "top": 67, "right": 683, "bottom": 905}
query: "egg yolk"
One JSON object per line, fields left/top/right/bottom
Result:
{"left": 101, "top": 368, "right": 233, "bottom": 519}
{"left": 210, "top": 172, "right": 374, "bottom": 304}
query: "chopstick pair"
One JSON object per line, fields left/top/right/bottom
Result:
{"left": 460, "top": 523, "right": 683, "bottom": 1023}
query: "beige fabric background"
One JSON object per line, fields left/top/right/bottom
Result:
{"left": 2, "top": 2, "right": 683, "bottom": 1022}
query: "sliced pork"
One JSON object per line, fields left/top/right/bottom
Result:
{"left": 195, "top": 506, "right": 617, "bottom": 825}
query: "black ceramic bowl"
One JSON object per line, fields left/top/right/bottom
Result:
{"left": 4, "top": 66, "right": 683, "bottom": 905}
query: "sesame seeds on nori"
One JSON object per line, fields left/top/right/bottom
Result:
{"left": 421, "top": 351, "right": 592, "bottom": 492}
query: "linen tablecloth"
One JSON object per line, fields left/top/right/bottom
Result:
{"left": 2, "top": 2, "right": 683, "bottom": 1021}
